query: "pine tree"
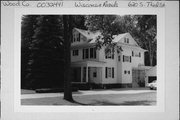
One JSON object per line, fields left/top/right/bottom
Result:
{"left": 21, "top": 15, "right": 38, "bottom": 88}
{"left": 29, "top": 15, "right": 64, "bottom": 89}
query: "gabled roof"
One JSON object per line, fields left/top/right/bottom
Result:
{"left": 73, "top": 28, "right": 146, "bottom": 51}
{"left": 112, "top": 33, "right": 128, "bottom": 43}
{"left": 74, "top": 28, "right": 100, "bottom": 40}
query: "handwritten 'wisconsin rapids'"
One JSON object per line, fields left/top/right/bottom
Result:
{"left": 75, "top": 1, "right": 118, "bottom": 7}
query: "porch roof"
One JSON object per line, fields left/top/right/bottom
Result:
{"left": 71, "top": 60, "right": 106, "bottom": 67}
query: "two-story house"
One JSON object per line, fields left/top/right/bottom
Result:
{"left": 71, "top": 28, "right": 147, "bottom": 88}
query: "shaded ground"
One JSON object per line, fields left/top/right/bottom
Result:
{"left": 21, "top": 88, "right": 156, "bottom": 106}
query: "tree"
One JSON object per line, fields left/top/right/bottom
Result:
{"left": 134, "top": 15, "right": 157, "bottom": 66}
{"left": 63, "top": 15, "right": 87, "bottom": 101}
{"left": 63, "top": 15, "right": 74, "bottom": 101}
{"left": 85, "top": 15, "right": 157, "bottom": 66}
{"left": 21, "top": 15, "right": 38, "bottom": 88}
{"left": 29, "top": 15, "right": 64, "bottom": 89}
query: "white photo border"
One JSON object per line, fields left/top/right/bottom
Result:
{"left": 14, "top": 8, "right": 165, "bottom": 113}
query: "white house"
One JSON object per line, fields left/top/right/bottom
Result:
{"left": 71, "top": 28, "right": 147, "bottom": 88}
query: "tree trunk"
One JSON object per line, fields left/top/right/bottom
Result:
{"left": 63, "top": 15, "right": 73, "bottom": 101}
{"left": 149, "top": 53, "right": 153, "bottom": 66}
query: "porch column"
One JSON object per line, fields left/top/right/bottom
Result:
{"left": 80, "top": 66, "right": 83, "bottom": 83}
{"left": 86, "top": 66, "right": 88, "bottom": 82}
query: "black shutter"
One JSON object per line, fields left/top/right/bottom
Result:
{"left": 105, "top": 67, "right": 107, "bottom": 78}
{"left": 78, "top": 33, "right": 81, "bottom": 41}
{"left": 94, "top": 48, "right": 96, "bottom": 58}
{"left": 132, "top": 51, "right": 134, "bottom": 56}
{"left": 112, "top": 67, "right": 114, "bottom": 78}
{"left": 83, "top": 49, "right": 84, "bottom": 59}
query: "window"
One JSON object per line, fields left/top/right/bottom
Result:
{"left": 124, "top": 70, "right": 127, "bottom": 74}
{"left": 85, "top": 49, "right": 89, "bottom": 59}
{"left": 105, "top": 67, "right": 114, "bottom": 78}
{"left": 124, "top": 38, "right": 129, "bottom": 43}
{"left": 83, "top": 48, "right": 96, "bottom": 59}
{"left": 93, "top": 72, "right": 97, "bottom": 77}
{"left": 128, "top": 71, "right": 130, "bottom": 74}
{"left": 73, "top": 50, "right": 78, "bottom": 56}
{"left": 123, "top": 55, "right": 131, "bottom": 62}
{"left": 127, "top": 38, "right": 129, "bottom": 43}
{"left": 134, "top": 51, "right": 141, "bottom": 57}
{"left": 108, "top": 68, "right": 111, "bottom": 77}
{"left": 78, "top": 33, "right": 81, "bottom": 41}
{"left": 118, "top": 55, "right": 121, "bottom": 61}
{"left": 105, "top": 49, "right": 114, "bottom": 59}
{"left": 72, "top": 33, "right": 81, "bottom": 43}
{"left": 90, "top": 48, "right": 94, "bottom": 58}
{"left": 124, "top": 38, "right": 126, "bottom": 43}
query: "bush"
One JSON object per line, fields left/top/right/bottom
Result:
{"left": 35, "top": 87, "right": 78, "bottom": 93}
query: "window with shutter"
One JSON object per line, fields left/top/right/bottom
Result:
{"left": 118, "top": 56, "right": 121, "bottom": 61}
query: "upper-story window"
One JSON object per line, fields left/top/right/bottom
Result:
{"left": 72, "top": 33, "right": 81, "bottom": 43}
{"left": 83, "top": 48, "right": 96, "bottom": 59}
{"left": 127, "top": 38, "right": 129, "bottom": 43}
{"left": 73, "top": 50, "right": 79, "bottom": 56}
{"left": 132, "top": 51, "right": 134, "bottom": 56}
{"left": 118, "top": 55, "right": 121, "bottom": 61}
{"left": 123, "top": 55, "right": 131, "bottom": 63}
{"left": 105, "top": 49, "right": 114, "bottom": 59}
{"left": 132, "top": 51, "right": 141, "bottom": 57}
{"left": 124, "top": 38, "right": 129, "bottom": 43}
{"left": 77, "top": 33, "right": 80, "bottom": 42}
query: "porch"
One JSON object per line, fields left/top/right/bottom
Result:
{"left": 71, "top": 60, "right": 105, "bottom": 84}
